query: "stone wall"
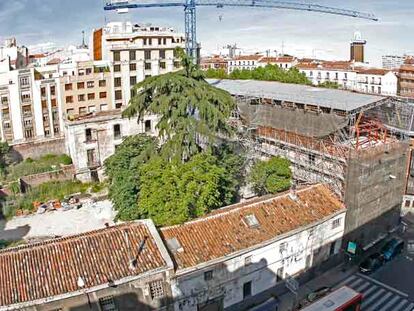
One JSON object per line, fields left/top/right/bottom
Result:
{"left": 19, "top": 165, "right": 75, "bottom": 193}
{"left": 11, "top": 137, "right": 66, "bottom": 161}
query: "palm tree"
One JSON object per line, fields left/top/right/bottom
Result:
{"left": 123, "top": 48, "right": 235, "bottom": 161}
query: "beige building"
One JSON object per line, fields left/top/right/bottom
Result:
{"left": 59, "top": 60, "right": 114, "bottom": 118}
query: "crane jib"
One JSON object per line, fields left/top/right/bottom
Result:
{"left": 103, "top": 0, "right": 378, "bottom": 62}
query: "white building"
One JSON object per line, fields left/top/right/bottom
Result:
{"left": 64, "top": 109, "right": 159, "bottom": 181}
{"left": 0, "top": 38, "right": 28, "bottom": 71}
{"left": 90, "top": 21, "right": 185, "bottom": 108}
{"left": 355, "top": 68, "right": 398, "bottom": 96}
{"left": 227, "top": 55, "right": 263, "bottom": 73}
{"left": 297, "top": 62, "right": 357, "bottom": 90}
{"left": 161, "top": 184, "right": 346, "bottom": 311}
{"left": 382, "top": 55, "right": 405, "bottom": 70}
{"left": 258, "top": 56, "right": 297, "bottom": 70}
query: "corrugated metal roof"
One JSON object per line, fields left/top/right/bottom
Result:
{"left": 208, "top": 79, "right": 385, "bottom": 112}
{"left": 161, "top": 184, "right": 344, "bottom": 270}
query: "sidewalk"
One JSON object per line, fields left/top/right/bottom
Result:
{"left": 276, "top": 264, "right": 358, "bottom": 311}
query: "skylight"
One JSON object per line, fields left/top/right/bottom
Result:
{"left": 244, "top": 214, "right": 260, "bottom": 228}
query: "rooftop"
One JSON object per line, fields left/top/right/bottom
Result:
{"left": 208, "top": 79, "right": 385, "bottom": 112}
{"left": 233, "top": 55, "right": 263, "bottom": 61}
{"left": 259, "top": 56, "right": 295, "bottom": 63}
{"left": 161, "top": 184, "right": 345, "bottom": 271}
{"left": 67, "top": 109, "right": 122, "bottom": 125}
{"left": 0, "top": 220, "right": 170, "bottom": 308}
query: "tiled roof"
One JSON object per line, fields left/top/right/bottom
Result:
{"left": 355, "top": 68, "right": 390, "bottom": 75}
{"left": 46, "top": 58, "right": 61, "bottom": 65}
{"left": 0, "top": 220, "right": 169, "bottom": 308}
{"left": 161, "top": 184, "right": 344, "bottom": 270}
{"left": 233, "top": 55, "right": 263, "bottom": 61}
{"left": 259, "top": 56, "right": 295, "bottom": 63}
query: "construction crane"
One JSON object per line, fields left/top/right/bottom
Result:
{"left": 104, "top": 0, "right": 378, "bottom": 61}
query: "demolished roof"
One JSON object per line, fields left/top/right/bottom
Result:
{"left": 161, "top": 184, "right": 345, "bottom": 271}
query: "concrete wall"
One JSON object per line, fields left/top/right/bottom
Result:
{"left": 171, "top": 212, "right": 345, "bottom": 311}
{"left": 343, "top": 140, "right": 409, "bottom": 248}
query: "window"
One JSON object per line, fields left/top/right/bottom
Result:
{"left": 160, "top": 61, "right": 166, "bottom": 69}
{"left": 115, "top": 90, "right": 122, "bottom": 101}
{"left": 78, "top": 94, "right": 85, "bottom": 102}
{"left": 86, "top": 68, "right": 92, "bottom": 75}
{"left": 114, "top": 77, "right": 122, "bottom": 87}
{"left": 131, "top": 89, "right": 136, "bottom": 98}
{"left": 41, "top": 87, "right": 46, "bottom": 97}
{"left": 145, "top": 120, "right": 151, "bottom": 132}
{"left": 21, "top": 93, "right": 31, "bottom": 102}
{"left": 87, "top": 93, "right": 95, "bottom": 100}
{"left": 279, "top": 242, "right": 287, "bottom": 253}
{"left": 99, "top": 92, "right": 107, "bottom": 99}
{"left": 66, "top": 108, "right": 74, "bottom": 115}
{"left": 144, "top": 50, "right": 151, "bottom": 60}
{"left": 332, "top": 218, "right": 341, "bottom": 229}
{"left": 158, "top": 38, "right": 162, "bottom": 45}
{"left": 163, "top": 38, "right": 166, "bottom": 45}
{"left": 24, "top": 129, "right": 33, "bottom": 138}
{"left": 344, "top": 73, "right": 348, "bottom": 80}
{"left": 129, "top": 50, "right": 136, "bottom": 61}
{"left": 149, "top": 280, "right": 165, "bottom": 299}
{"left": 160, "top": 50, "right": 166, "bottom": 59}
{"left": 143, "top": 38, "right": 147, "bottom": 45}
{"left": 87, "top": 81, "right": 94, "bottom": 88}
{"left": 65, "top": 83, "right": 72, "bottom": 91}
{"left": 85, "top": 128, "right": 92, "bottom": 142}
{"left": 65, "top": 96, "right": 73, "bottom": 103}
{"left": 329, "top": 241, "right": 336, "bottom": 256}
{"left": 308, "top": 154, "right": 316, "bottom": 165}
{"left": 50, "top": 86, "right": 56, "bottom": 96}
{"left": 20, "top": 77, "right": 29, "bottom": 86}
{"left": 145, "top": 62, "right": 151, "bottom": 70}
{"left": 99, "top": 80, "right": 106, "bottom": 87}
{"left": 276, "top": 267, "right": 284, "bottom": 282}
{"left": 204, "top": 270, "right": 213, "bottom": 281}
{"left": 114, "top": 64, "right": 121, "bottom": 72}
{"left": 79, "top": 106, "right": 87, "bottom": 114}
{"left": 129, "top": 63, "right": 137, "bottom": 71}
{"left": 148, "top": 38, "right": 152, "bottom": 45}
{"left": 245, "top": 255, "right": 252, "bottom": 266}
{"left": 243, "top": 281, "right": 252, "bottom": 299}
{"left": 174, "top": 61, "right": 180, "bottom": 69}
{"left": 130, "top": 76, "right": 137, "bottom": 86}
{"left": 77, "top": 82, "right": 85, "bottom": 89}
{"left": 115, "top": 102, "right": 122, "bottom": 109}
{"left": 1, "top": 97, "right": 8, "bottom": 105}
{"left": 113, "top": 51, "right": 121, "bottom": 62}
{"left": 99, "top": 296, "right": 117, "bottom": 311}
{"left": 244, "top": 214, "right": 259, "bottom": 228}
{"left": 113, "top": 124, "right": 121, "bottom": 139}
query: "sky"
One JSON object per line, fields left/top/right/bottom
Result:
{"left": 0, "top": 0, "right": 413, "bottom": 66}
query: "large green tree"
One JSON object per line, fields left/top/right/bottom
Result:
{"left": 123, "top": 48, "right": 236, "bottom": 161}
{"left": 104, "top": 135, "right": 157, "bottom": 220}
{"left": 135, "top": 152, "right": 240, "bottom": 226}
{"left": 249, "top": 156, "right": 292, "bottom": 195}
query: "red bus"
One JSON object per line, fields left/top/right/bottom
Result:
{"left": 300, "top": 286, "right": 363, "bottom": 311}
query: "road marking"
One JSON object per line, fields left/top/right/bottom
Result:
{"left": 378, "top": 294, "right": 400, "bottom": 311}
{"left": 347, "top": 277, "right": 364, "bottom": 288}
{"left": 354, "top": 281, "right": 371, "bottom": 293}
{"left": 365, "top": 291, "right": 393, "bottom": 311}
{"left": 335, "top": 274, "right": 357, "bottom": 288}
{"left": 360, "top": 284, "right": 378, "bottom": 298}
{"left": 361, "top": 288, "right": 386, "bottom": 308}
{"left": 357, "top": 273, "right": 410, "bottom": 298}
{"left": 391, "top": 299, "right": 410, "bottom": 311}
{"left": 402, "top": 302, "right": 414, "bottom": 311}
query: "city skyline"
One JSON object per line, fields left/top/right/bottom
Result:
{"left": 0, "top": 0, "right": 413, "bottom": 66}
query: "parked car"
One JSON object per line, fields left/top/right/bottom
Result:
{"left": 307, "top": 286, "right": 332, "bottom": 302}
{"left": 381, "top": 238, "right": 404, "bottom": 261}
{"left": 359, "top": 253, "right": 384, "bottom": 274}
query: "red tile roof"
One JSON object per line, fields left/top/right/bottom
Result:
{"left": 355, "top": 68, "right": 390, "bottom": 75}
{"left": 233, "top": 55, "right": 263, "bottom": 61}
{"left": 46, "top": 58, "right": 61, "bottom": 65}
{"left": 0, "top": 220, "right": 169, "bottom": 308}
{"left": 259, "top": 56, "right": 295, "bottom": 63}
{"left": 161, "top": 184, "right": 344, "bottom": 270}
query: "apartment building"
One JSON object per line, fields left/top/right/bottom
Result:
{"left": 227, "top": 55, "right": 263, "bottom": 73}
{"left": 200, "top": 55, "right": 228, "bottom": 71}
{"left": 59, "top": 60, "right": 113, "bottom": 117}
{"left": 382, "top": 55, "right": 406, "bottom": 70}
{"left": 355, "top": 68, "right": 398, "bottom": 96}
{"left": 399, "top": 63, "right": 414, "bottom": 98}
{"left": 90, "top": 21, "right": 185, "bottom": 107}
{"left": 0, "top": 67, "right": 63, "bottom": 144}
{"left": 0, "top": 37, "right": 28, "bottom": 71}
{"left": 257, "top": 56, "right": 297, "bottom": 69}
